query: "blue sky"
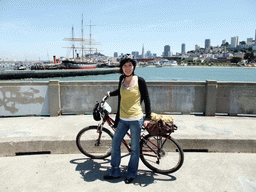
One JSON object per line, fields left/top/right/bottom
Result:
{"left": 0, "top": 0, "right": 256, "bottom": 61}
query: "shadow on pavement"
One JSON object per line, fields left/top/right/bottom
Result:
{"left": 70, "top": 158, "right": 176, "bottom": 186}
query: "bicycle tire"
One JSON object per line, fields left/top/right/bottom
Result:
{"left": 76, "top": 126, "right": 113, "bottom": 159}
{"left": 140, "top": 134, "right": 184, "bottom": 174}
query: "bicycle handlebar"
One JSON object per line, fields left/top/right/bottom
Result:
{"left": 99, "top": 95, "right": 109, "bottom": 108}
{"left": 102, "top": 95, "right": 108, "bottom": 102}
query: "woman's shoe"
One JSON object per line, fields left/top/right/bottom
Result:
{"left": 124, "top": 177, "right": 134, "bottom": 184}
{"left": 104, "top": 174, "right": 120, "bottom": 180}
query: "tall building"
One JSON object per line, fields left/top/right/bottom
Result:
{"left": 142, "top": 44, "right": 145, "bottom": 58}
{"left": 113, "top": 52, "right": 118, "bottom": 57}
{"left": 132, "top": 51, "right": 139, "bottom": 59}
{"left": 255, "top": 29, "right": 256, "bottom": 44}
{"left": 222, "top": 39, "right": 226, "bottom": 45}
{"left": 205, "top": 39, "right": 211, "bottom": 52}
{"left": 163, "top": 45, "right": 171, "bottom": 57}
{"left": 247, "top": 38, "right": 253, "bottom": 45}
{"left": 231, "top": 36, "right": 239, "bottom": 48}
{"left": 181, "top": 43, "right": 186, "bottom": 55}
{"left": 195, "top": 44, "right": 199, "bottom": 51}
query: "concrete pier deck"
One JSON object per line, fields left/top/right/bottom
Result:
{"left": 0, "top": 114, "right": 255, "bottom": 156}
{"left": 0, "top": 114, "right": 256, "bottom": 191}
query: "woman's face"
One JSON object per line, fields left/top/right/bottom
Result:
{"left": 122, "top": 61, "right": 134, "bottom": 76}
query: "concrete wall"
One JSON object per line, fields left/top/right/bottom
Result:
{"left": 0, "top": 80, "right": 255, "bottom": 117}
{"left": 0, "top": 82, "right": 49, "bottom": 116}
{"left": 216, "top": 82, "right": 256, "bottom": 115}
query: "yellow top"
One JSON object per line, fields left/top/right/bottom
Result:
{"left": 120, "top": 80, "right": 143, "bottom": 120}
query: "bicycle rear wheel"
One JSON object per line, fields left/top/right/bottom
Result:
{"left": 76, "top": 126, "right": 113, "bottom": 159}
{"left": 140, "top": 135, "right": 184, "bottom": 174}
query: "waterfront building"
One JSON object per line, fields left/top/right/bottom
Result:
{"left": 247, "top": 38, "right": 254, "bottom": 45}
{"left": 205, "top": 39, "right": 211, "bottom": 52}
{"left": 231, "top": 36, "right": 239, "bottom": 48}
{"left": 145, "top": 50, "right": 153, "bottom": 58}
{"left": 163, "top": 45, "right": 171, "bottom": 57}
{"left": 114, "top": 52, "right": 118, "bottom": 57}
{"left": 181, "top": 43, "right": 186, "bottom": 55}
{"left": 132, "top": 51, "right": 139, "bottom": 59}
{"left": 255, "top": 29, "right": 256, "bottom": 43}
{"left": 233, "top": 52, "right": 244, "bottom": 59}
{"left": 222, "top": 39, "right": 226, "bottom": 45}
{"left": 195, "top": 44, "right": 200, "bottom": 51}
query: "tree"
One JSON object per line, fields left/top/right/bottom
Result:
{"left": 244, "top": 51, "right": 255, "bottom": 62}
{"left": 231, "top": 57, "right": 242, "bottom": 64}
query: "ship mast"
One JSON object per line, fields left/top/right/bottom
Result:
{"left": 63, "top": 16, "right": 101, "bottom": 61}
{"left": 72, "top": 26, "right": 75, "bottom": 59}
{"left": 63, "top": 25, "right": 84, "bottom": 60}
{"left": 86, "top": 21, "right": 96, "bottom": 60}
{"left": 81, "top": 14, "right": 84, "bottom": 62}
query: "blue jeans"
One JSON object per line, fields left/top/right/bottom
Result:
{"left": 108, "top": 118, "right": 143, "bottom": 178}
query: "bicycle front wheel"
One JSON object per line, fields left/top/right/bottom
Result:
{"left": 76, "top": 126, "right": 113, "bottom": 159}
{"left": 140, "top": 135, "right": 184, "bottom": 174}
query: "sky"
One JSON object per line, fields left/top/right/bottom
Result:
{"left": 0, "top": 0, "right": 256, "bottom": 61}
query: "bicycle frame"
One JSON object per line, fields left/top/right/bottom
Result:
{"left": 100, "top": 113, "right": 132, "bottom": 152}
{"left": 98, "top": 112, "right": 171, "bottom": 160}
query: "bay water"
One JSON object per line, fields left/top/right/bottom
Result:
{"left": 6, "top": 66, "right": 256, "bottom": 82}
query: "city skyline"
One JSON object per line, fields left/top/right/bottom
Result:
{"left": 117, "top": 29, "right": 256, "bottom": 58}
{"left": 1, "top": 0, "right": 256, "bottom": 61}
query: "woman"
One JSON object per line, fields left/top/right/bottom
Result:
{"left": 104, "top": 54, "right": 151, "bottom": 184}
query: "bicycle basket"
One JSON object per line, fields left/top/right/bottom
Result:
{"left": 93, "top": 102, "right": 101, "bottom": 121}
{"left": 146, "top": 119, "right": 177, "bottom": 136}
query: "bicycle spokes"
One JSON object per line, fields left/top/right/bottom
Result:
{"left": 76, "top": 126, "right": 113, "bottom": 159}
{"left": 140, "top": 135, "right": 184, "bottom": 174}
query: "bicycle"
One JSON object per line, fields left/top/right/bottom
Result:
{"left": 76, "top": 96, "right": 184, "bottom": 174}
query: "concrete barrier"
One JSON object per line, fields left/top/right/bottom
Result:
{"left": 0, "top": 80, "right": 256, "bottom": 117}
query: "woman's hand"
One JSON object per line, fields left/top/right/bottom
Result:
{"left": 106, "top": 91, "right": 110, "bottom": 97}
{"left": 143, "top": 120, "right": 150, "bottom": 128}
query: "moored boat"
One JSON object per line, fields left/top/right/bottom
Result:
{"left": 61, "top": 60, "right": 97, "bottom": 69}
{"left": 160, "top": 59, "right": 178, "bottom": 66}
{"left": 63, "top": 15, "right": 102, "bottom": 70}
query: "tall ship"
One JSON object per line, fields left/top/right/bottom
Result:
{"left": 62, "top": 15, "right": 101, "bottom": 69}
{"left": 61, "top": 60, "right": 97, "bottom": 69}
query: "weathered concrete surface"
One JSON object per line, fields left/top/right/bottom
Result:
{"left": 0, "top": 153, "right": 256, "bottom": 192}
{"left": 1, "top": 80, "right": 256, "bottom": 117}
{"left": 0, "top": 114, "right": 255, "bottom": 191}
{"left": 0, "top": 114, "right": 255, "bottom": 156}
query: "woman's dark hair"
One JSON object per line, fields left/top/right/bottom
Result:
{"left": 119, "top": 54, "right": 137, "bottom": 75}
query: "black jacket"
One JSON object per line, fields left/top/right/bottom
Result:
{"left": 110, "top": 75, "right": 151, "bottom": 128}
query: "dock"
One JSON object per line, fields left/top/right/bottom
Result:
{"left": 0, "top": 68, "right": 119, "bottom": 80}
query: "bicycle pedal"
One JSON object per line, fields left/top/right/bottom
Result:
{"left": 95, "top": 140, "right": 99, "bottom": 146}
